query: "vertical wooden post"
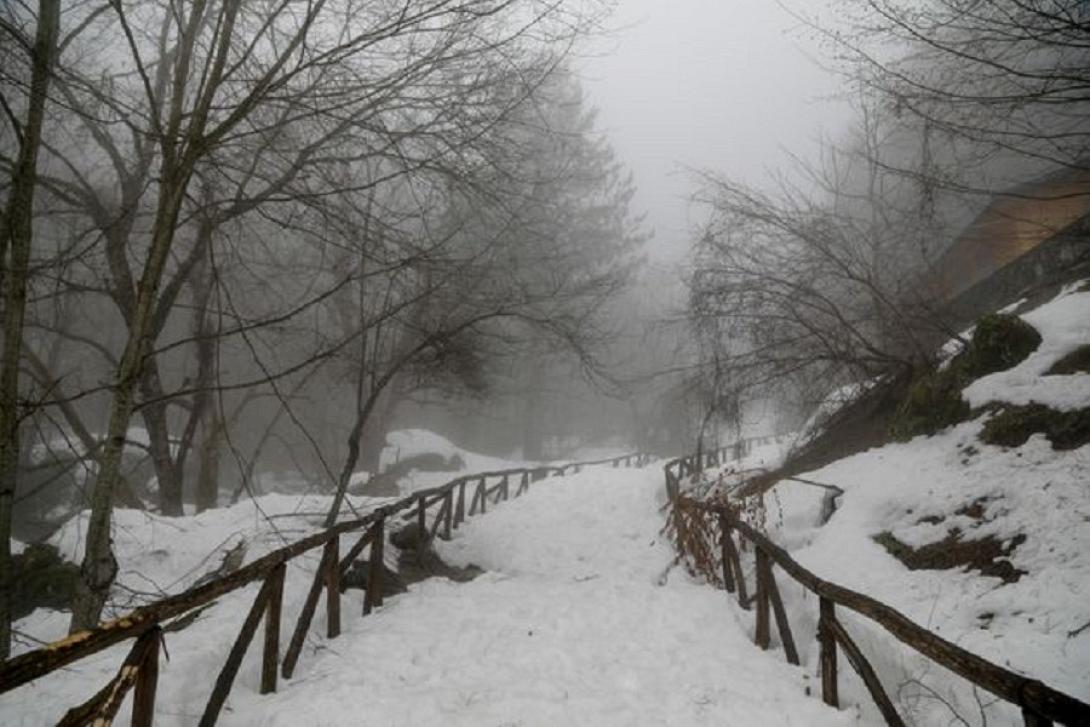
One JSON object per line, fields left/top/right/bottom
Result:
{"left": 364, "top": 517, "right": 385, "bottom": 614}
{"left": 501, "top": 475, "right": 509, "bottom": 500}
{"left": 518, "top": 471, "right": 529, "bottom": 495}
{"left": 200, "top": 579, "right": 275, "bottom": 727}
{"left": 326, "top": 537, "right": 341, "bottom": 639}
{"left": 478, "top": 478, "right": 487, "bottom": 513}
{"left": 131, "top": 627, "right": 161, "bottom": 727}
{"left": 718, "top": 513, "right": 735, "bottom": 594}
{"left": 454, "top": 480, "right": 466, "bottom": 526}
{"left": 261, "top": 563, "right": 286, "bottom": 695}
{"left": 819, "top": 596, "right": 839, "bottom": 708}
{"left": 721, "top": 517, "right": 748, "bottom": 609}
{"left": 1022, "top": 709, "right": 1053, "bottom": 727}
{"left": 765, "top": 564, "right": 800, "bottom": 665}
{"left": 416, "top": 495, "right": 426, "bottom": 537}
{"left": 755, "top": 548, "right": 771, "bottom": 649}
{"left": 443, "top": 490, "right": 453, "bottom": 539}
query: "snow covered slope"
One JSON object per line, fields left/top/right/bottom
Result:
{"left": 746, "top": 282, "right": 1090, "bottom": 725}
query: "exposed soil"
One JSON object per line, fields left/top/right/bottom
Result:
{"left": 873, "top": 530, "right": 1027, "bottom": 584}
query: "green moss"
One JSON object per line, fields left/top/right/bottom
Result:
{"left": 10, "top": 543, "right": 79, "bottom": 619}
{"left": 890, "top": 314, "right": 1043, "bottom": 440}
{"left": 980, "top": 403, "right": 1090, "bottom": 450}
{"left": 1045, "top": 344, "right": 1090, "bottom": 375}
{"left": 890, "top": 369, "right": 970, "bottom": 440}
{"left": 959, "top": 313, "right": 1042, "bottom": 379}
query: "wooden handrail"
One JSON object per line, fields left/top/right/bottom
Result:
{"left": 665, "top": 448, "right": 1090, "bottom": 726}
{"left": 0, "top": 449, "right": 649, "bottom": 705}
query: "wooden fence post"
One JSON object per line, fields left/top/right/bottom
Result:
{"left": 364, "top": 517, "right": 385, "bottom": 614}
{"left": 200, "top": 577, "right": 276, "bottom": 726}
{"left": 1022, "top": 709, "right": 1054, "bottom": 727}
{"left": 819, "top": 597, "right": 839, "bottom": 708}
{"left": 131, "top": 627, "right": 160, "bottom": 727}
{"left": 755, "top": 548, "right": 771, "bottom": 649}
{"left": 261, "top": 562, "right": 286, "bottom": 695}
{"left": 326, "top": 537, "right": 340, "bottom": 639}
{"left": 501, "top": 475, "right": 509, "bottom": 500}
{"left": 455, "top": 480, "right": 466, "bottom": 527}
{"left": 443, "top": 490, "right": 453, "bottom": 539}
{"left": 718, "top": 513, "right": 735, "bottom": 594}
{"left": 721, "top": 517, "right": 748, "bottom": 609}
{"left": 765, "top": 562, "right": 799, "bottom": 666}
{"left": 416, "top": 495, "right": 426, "bottom": 537}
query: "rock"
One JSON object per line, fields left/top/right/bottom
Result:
{"left": 391, "top": 522, "right": 430, "bottom": 551}
{"left": 340, "top": 558, "right": 407, "bottom": 598}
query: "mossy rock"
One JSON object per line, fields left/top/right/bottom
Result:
{"left": 890, "top": 369, "right": 970, "bottom": 440}
{"left": 980, "top": 403, "right": 1090, "bottom": 450}
{"left": 10, "top": 543, "right": 79, "bottom": 619}
{"left": 1046, "top": 344, "right": 1090, "bottom": 375}
{"left": 890, "top": 314, "right": 1042, "bottom": 440}
{"left": 959, "top": 313, "right": 1041, "bottom": 379}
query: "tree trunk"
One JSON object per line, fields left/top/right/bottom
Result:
{"left": 0, "top": 0, "right": 60, "bottom": 661}
{"left": 139, "top": 362, "right": 183, "bottom": 516}
{"left": 71, "top": 177, "right": 193, "bottom": 633}
{"left": 195, "top": 409, "right": 222, "bottom": 512}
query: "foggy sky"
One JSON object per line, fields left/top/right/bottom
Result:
{"left": 579, "top": 1, "right": 850, "bottom": 263}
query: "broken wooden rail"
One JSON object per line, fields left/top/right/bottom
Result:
{"left": 664, "top": 452, "right": 1090, "bottom": 726}
{"left": 0, "top": 450, "right": 650, "bottom": 725}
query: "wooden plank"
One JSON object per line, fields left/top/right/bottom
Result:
{"left": 1022, "top": 709, "right": 1054, "bottom": 727}
{"left": 718, "top": 513, "right": 736, "bottom": 593}
{"left": 429, "top": 495, "right": 450, "bottom": 541}
{"left": 200, "top": 579, "right": 275, "bottom": 727}
{"left": 58, "top": 627, "right": 162, "bottom": 727}
{"left": 516, "top": 471, "right": 529, "bottom": 496}
{"left": 364, "top": 518, "right": 385, "bottom": 614}
{"left": 501, "top": 475, "right": 509, "bottom": 500}
{"left": 478, "top": 478, "right": 487, "bottom": 513}
{"left": 829, "top": 618, "right": 904, "bottom": 726}
{"left": 710, "top": 505, "right": 1090, "bottom": 723}
{"left": 722, "top": 522, "right": 748, "bottom": 609}
{"left": 283, "top": 543, "right": 336, "bottom": 679}
{"left": 443, "top": 490, "right": 453, "bottom": 540}
{"left": 326, "top": 536, "right": 341, "bottom": 639}
{"left": 819, "top": 596, "right": 839, "bottom": 708}
{"left": 417, "top": 495, "right": 426, "bottom": 539}
{"left": 765, "top": 562, "right": 800, "bottom": 665}
{"left": 338, "top": 527, "right": 376, "bottom": 577}
{"left": 261, "top": 563, "right": 286, "bottom": 695}
{"left": 755, "top": 548, "right": 771, "bottom": 649}
{"left": 131, "top": 627, "right": 160, "bottom": 727}
{"left": 455, "top": 479, "right": 466, "bottom": 527}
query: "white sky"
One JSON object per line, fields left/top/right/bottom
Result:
{"left": 577, "top": 1, "right": 851, "bottom": 263}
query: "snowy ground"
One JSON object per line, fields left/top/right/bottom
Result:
{"left": 218, "top": 464, "right": 849, "bottom": 727}
{"left": 717, "top": 282, "right": 1090, "bottom": 726}
{"left": 2, "top": 464, "right": 851, "bottom": 726}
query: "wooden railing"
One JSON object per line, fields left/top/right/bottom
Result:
{"left": 664, "top": 452, "right": 1090, "bottom": 727}
{"left": 0, "top": 451, "right": 651, "bottom": 725}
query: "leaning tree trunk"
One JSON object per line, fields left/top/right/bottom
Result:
{"left": 0, "top": 0, "right": 60, "bottom": 661}
{"left": 70, "top": 177, "right": 193, "bottom": 633}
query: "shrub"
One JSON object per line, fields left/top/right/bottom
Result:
{"left": 1045, "top": 344, "right": 1090, "bottom": 375}
{"left": 980, "top": 403, "right": 1090, "bottom": 450}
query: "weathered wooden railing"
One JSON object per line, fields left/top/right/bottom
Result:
{"left": 664, "top": 453, "right": 1090, "bottom": 727}
{"left": 0, "top": 451, "right": 651, "bottom": 725}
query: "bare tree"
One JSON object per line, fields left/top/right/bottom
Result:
{"left": 0, "top": 0, "right": 60, "bottom": 661}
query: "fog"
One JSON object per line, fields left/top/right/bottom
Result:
{"left": 580, "top": 0, "right": 850, "bottom": 263}
{"left": 2, "top": 0, "right": 1085, "bottom": 669}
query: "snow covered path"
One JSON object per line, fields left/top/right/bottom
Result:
{"left": 221, "top": 465, "right": 850, "bottom": 726}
